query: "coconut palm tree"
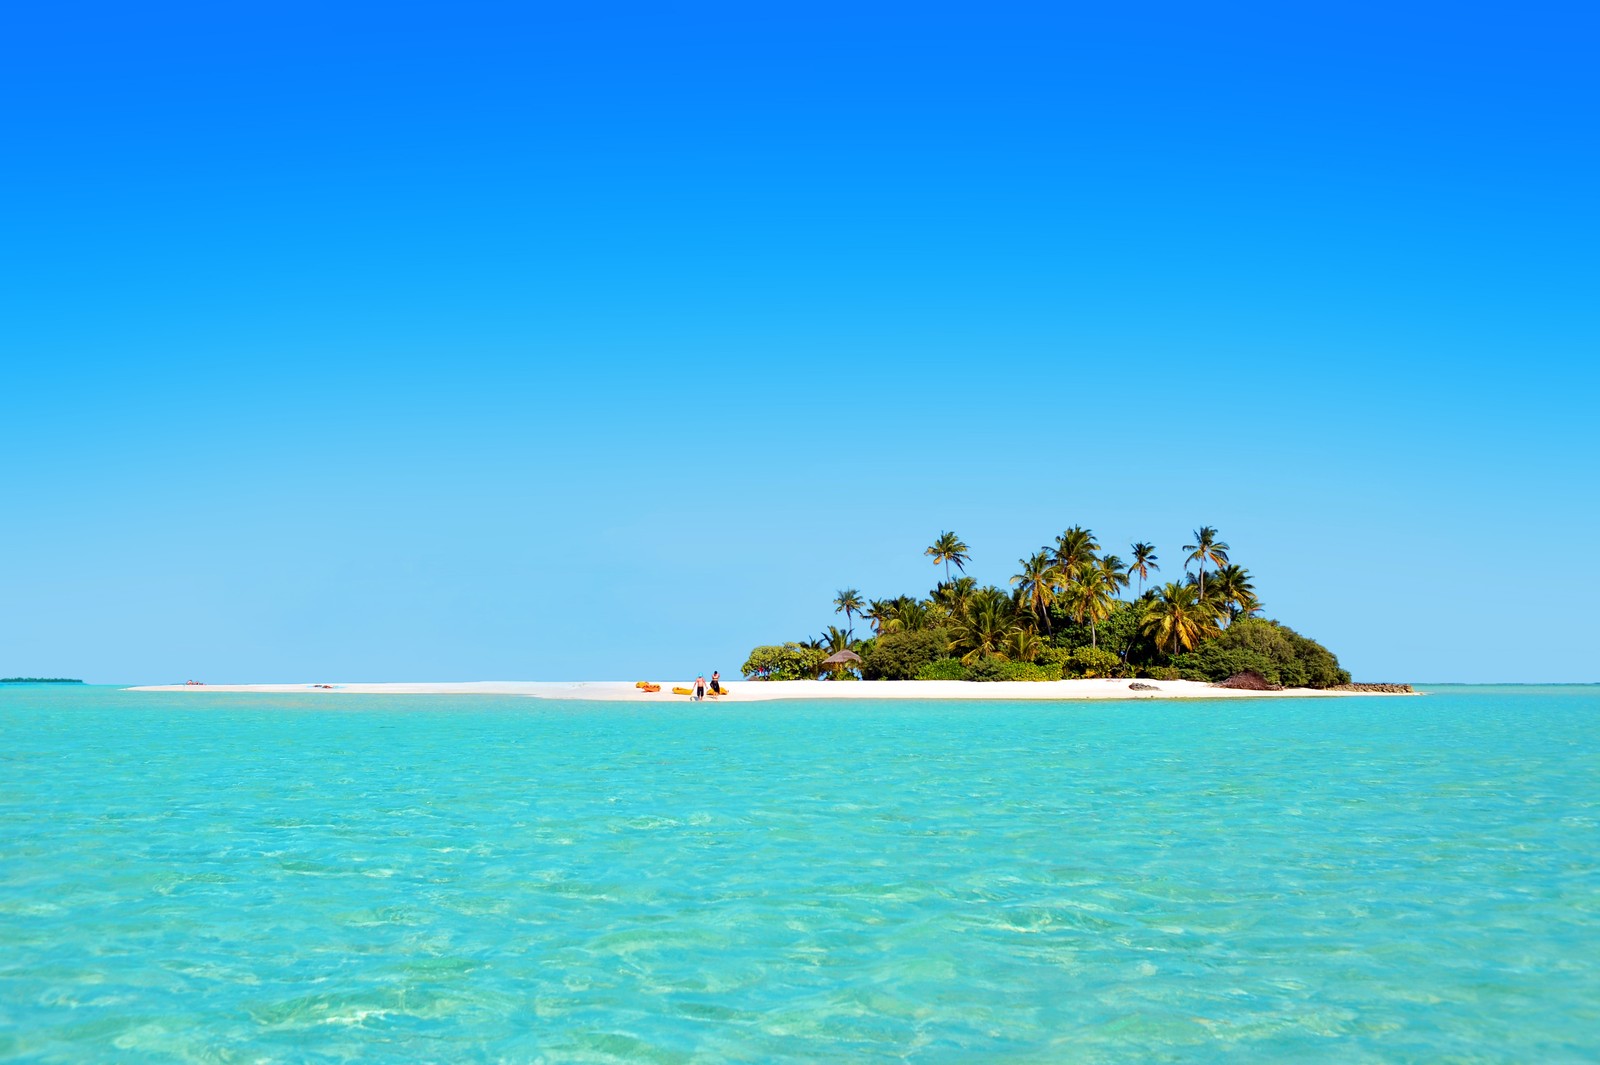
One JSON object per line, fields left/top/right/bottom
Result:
{"left": 864, "top": 598, "right": 896, "bottom": 635}
{"left": 1010, "top": 550, "right": 1060, "bottom": 633}
{"left": 833, "top": 588, "right": 864, "bottom": 630}
{"left": 890, "top": 597, "right": 929, "bottom": 633}
{"left": 821, "top": 625, "right": 858, "bottom": 652}
{"left": 925, "top": 531, "right": 970, "bottom": 582}
{"left": 932, "top": 576, "right": 977, "bottom": 618}
{"left": 1052, "top": 526, "right": 1099, "bottom": 579}
{"left": 1140, "top": 581, "right": 1209, "bottom": 655}
{"left": 949, "top": 590, "right": 1013, "bottom": 665}
{"left": 1192, "top": 578, "right": 1231, "bottom": 629}
{"left": 1097, "top": 554, "right": 1130, "bottom": 599}
{"left": 1063, "top": 565, "right": 1116, "bottom": 648}
{"left": 1129, "top": 542, "right": 1159, "bottom": 596}
{"left": 1208, "top": 564, "right": 1259, "bottom": 622}
{"left": 1183, "top": 526, "right": 1230, "bottom": 600}
{"left": 998, "top": 625, "right": 1044, "bottom": 664}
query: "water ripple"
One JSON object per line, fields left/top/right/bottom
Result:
{"left": 1, "top": 685, "right": 1597, "bottom": 1061}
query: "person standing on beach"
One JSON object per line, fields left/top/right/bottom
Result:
{"left": 710, "top": 671, "right": 723, "bottom": 694}
{"left": 693, "top": 674, "right": 707, "bottom": 700}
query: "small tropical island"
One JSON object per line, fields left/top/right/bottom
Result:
{"left": 1, "top": 677, "right": 84, "bottom": 684}
{"left": 743, "top": 526, "right": 1378, "bottom": 691}
{"left": 129, "top": 524, "right": 1407, "bottom": 700}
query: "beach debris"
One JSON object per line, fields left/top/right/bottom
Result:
{"left": 1128, "top": 682, "right": 1159, "bottom": 691}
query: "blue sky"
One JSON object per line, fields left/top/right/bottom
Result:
{"left": 2, "top": 1, "right": 1596, "bottom": 683}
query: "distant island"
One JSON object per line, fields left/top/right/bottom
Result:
{"left": 1, "top": 677, "right": 84, "bottom": 684}
{"left": 742, "top": 526, "right": 1356, "bottom": 690}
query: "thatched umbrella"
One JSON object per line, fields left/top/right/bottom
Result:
{"left": 819, "top": 648, "right": 862, "bottom": 679}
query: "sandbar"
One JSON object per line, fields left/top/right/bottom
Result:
{"left": 125, "top": 679, "right": 1409, "bottom": 700}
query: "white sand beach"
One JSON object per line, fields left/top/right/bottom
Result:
{"left": 126, "top": 679, "right": 1408, "bottom": 700}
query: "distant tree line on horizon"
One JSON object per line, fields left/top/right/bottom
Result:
{"left": 741, "top": 526, "right": 1350, "bottom": 688}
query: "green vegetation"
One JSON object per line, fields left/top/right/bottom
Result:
{"left": 739, "top": 644, "right": 827, "bottom": 681}
{"left": 742, "top": 525, "right": 1351, "bottom": 687}
{"left": 0, "top": 677, "right": 83, "bottom": 683}
{"left": 1170, "top": 618, "right": 1348, "bottom": 688}
{"left": 861, "top": 628, "right": 949, "bottom": 680}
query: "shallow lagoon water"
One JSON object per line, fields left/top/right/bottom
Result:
{"left": 2, "top": 685, "right": 1596, "bottom": 1061}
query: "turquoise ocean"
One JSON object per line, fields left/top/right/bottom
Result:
{"left": 2, "top": 684, "right": 1596, "bottom": 1062}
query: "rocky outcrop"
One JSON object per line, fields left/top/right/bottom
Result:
{"left": 1128, "top": 682, "right": 1160, "bottom": 691}
{"left": 1329, "top": 683, "right": 1415, "bottom": 694}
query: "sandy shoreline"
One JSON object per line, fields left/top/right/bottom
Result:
{"left": 125, "top": 679, "right": 1409, "bottom": 701}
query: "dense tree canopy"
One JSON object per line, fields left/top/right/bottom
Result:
{"left": 744, "top": 525, "right": 1351, "bottom": 687}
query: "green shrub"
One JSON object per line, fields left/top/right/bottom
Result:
{"left": 1280, "top": 626, "right": 1350, "bottom": 687}
{"left": 1170, "top": 644, "right": 1281, "bottom": 684}
{"left": 861, "top": 628, "right": 950, "bottom": 680}
{"left": 993, "top": 661, "right": 1057, "bottom": 682}
{"left": 741, "top": 643, "right": 827, "bottom": 681}
{"left": 915, "top": 658, "right": 970, "bottom": 681}
{"left": 945, "top": 659, "right": 1057, "bottom": 682}
{"left": 964, "top": 658, "right": 1005, "bottom": 682}
{"left": 1038, "top": 646, "right": 1073, "bottom": 668}
{"left": 1145, "top": 666, "right": 1182, "bottom": 681}
{"left": 1170, "top": 619, "right": 1350, "bottom": 688}
{"left": 1063, "top": 646, "right": 1121, "bottom": 679}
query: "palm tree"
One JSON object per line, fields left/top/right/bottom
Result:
{"left": 1052, "top": 526, "right": 1099, "bottom": 579}
{"left": 1140, "top": 581, "right": 1209, "bottom": 655}
{"left": 932, "top": 575, "right": 977, "bottom": 617}
{"left": 925, "top": 531, "right": 970, "bottom": 582}
{"left": 864, "top": 598, "right": 896, "bottom": 635}
{"left": 1183, "top": 526, "right": 1230, "bottom": 600}
{"left": 821, "top": 624, "right": 860, "bottom": 652}
{"left": 1063, "top": 565, "right": 1115, "bottom": 648}
{"left": 833, "top": 588, "right": 864, "bottom": 630}
{"left": 998, "top": 625, "right": 1044, "bottom": 664}
{"left": 1129, "top": 542, "right": 1159, "bottom": 596}
{"left": 949, "top": 590, "right": 1013, "bottom": 664}
{"left": 1010, "top": 550, "right": 1060, "bottom": 633}
{"left": 1097, "top": 554, "right": 1130, "bottom": 598}
{"left": 889, "top": 597, "right": 929, "bottom": 633}
{"left": 1208, "top": 564, "right": 1259, "bottom": 622}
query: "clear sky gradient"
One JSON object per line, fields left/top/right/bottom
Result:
{"left": 3, "top": 1, "right": 1596, "bottom": 683}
